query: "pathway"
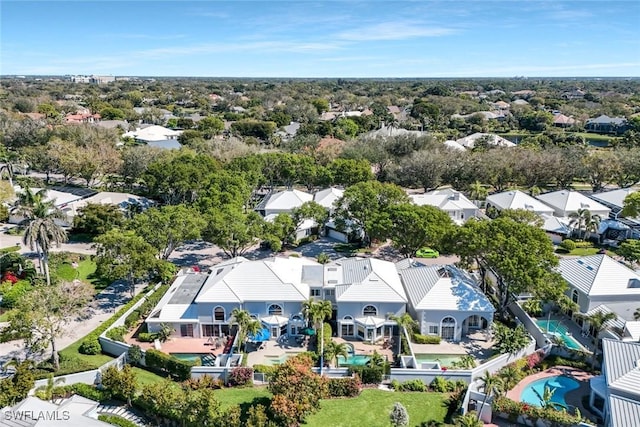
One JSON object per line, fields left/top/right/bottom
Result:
{"left": 95, "top": 402, "right": 150, "bottom": 426}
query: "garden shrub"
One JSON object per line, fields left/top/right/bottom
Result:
{"left": 137, "top": 332, "right": 155, "bottom": 342}
{"left": 493, "top": 396, "right": 584, "bottom": 426}
{"left": 79, "top": 335, "right": 102, "bottom": 355}
{"left": 105, "top": 326, "right": 128, "bottom": 342}
{"left": 182, "top": 375, "right": 223, "bottom": 390}
{"left": 71, "top": 383, "right": 112, "bottom": 402}
{"left": 144, "top": 349, "right": 193, "bottom": 381}
{"left": 430, "top": 376, "right": 449, "bottom": 392}
{"left": 559, "top": 239, "right": 576, "bottom": 251}
{"left": 348, "top": 365, "right": 383, "bottom": 384}
{"left": 33, "top": 355, "right": 96, "bottom": 380}
{"left": 412, "top": 334, "right": 441, "bottom": 344}
{"left": 0, "top": 280, "right": 32, "bottom": 309}
{"left": 327, "top": 375, "right": 362, "bottom": 397}
{"left": 98, "top": 414, "right": 138, "bottom": 427}
{"left": 228, "top": 367, "right": 253, "bottom": 387}
{"left": 124, "top": 310, "right": 141, "bottom": 329}
{"left": 522, "top": 299, "right": 543, "bottom": 317}
{"left": 401, "top": 379, "right": 427, "bottom": 392}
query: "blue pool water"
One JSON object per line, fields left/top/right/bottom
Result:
{"left": 337, "top": 355, "right": 371, "bottom": 366}
{"left": 536, "top": 320, "right": 583, "bottom": 350}
{"left": 170, "top": 353, "right": 217, "bottom": 366}
{"left": 521, "top": 375, "right": 580, "bottom": 408}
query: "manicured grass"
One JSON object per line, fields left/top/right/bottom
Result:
{"left": 214, "top": 387, "right": 272, "bottom": 411}
{"left": 59, "top": 337, "right": 115, "bottom": 367}
{"left": 0, "top": 245, "right": 20, "bottom": 253}
{"left": 133, "top": 367, "right": 168, "bottom": 386}
{"left": 55, "top": 259, "right": 97, "bottom": 282}
{"left": 306, "top": 389, "right": 448, "bottom": 427}
{"left": 211, "top": 387, "right": 448, "bottom": 427}
{"left": 568, "top": 247, "right": 601, "bottom": 256}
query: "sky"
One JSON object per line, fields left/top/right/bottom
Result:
{"left": 1, "top": 0, "right": 639, "bottom": 78}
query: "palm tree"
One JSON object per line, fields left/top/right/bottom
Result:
{"left": 468, "top": 181, "right": 488, "bottom": 202}
{"left": 455, "top": 412, "right": 483, "bottom": 427}
{"left": 323, "top": 340, "right": 349, "bottom": 367}
{"left": 245, "top": 319, "right": 263, "bottom": 348}
{"left": 532, "top": 385, "right": 557, "bottom": 410}
{"left": 578, "top": 310, "right": 618, "bottom": 369}
{"left": 497, "top": 365, "right": 521, "bottom": 390}
{"left": 231, "top": 308, "right": 254, "bottom": 352}
{"left": 302, "top": 299, "right": 333, "bottom": 372}
{"left": 13, "top": 187, "right": 67, "bottom": 286}
{"left": 568, "top": 208, "right": 600, "bottom": 241}
{"left": 387, "top": 312, "right": 417, "bottom": 356}
{"left": 476, "top": 371, "right": 503, "bottom": 422}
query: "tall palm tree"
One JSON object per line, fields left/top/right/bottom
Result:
{"left": 387, "top": 312, "right": 417, "bottom": 356}
{"left": 323, "top": 340, "right": 349, "bottom": 367}
{"left": 497, "top": 364, "right": 520, "bottom": 390}
{"left": 468, "top": 181, "right": 488, "bottom": 202}
{"left": 231, "top": 308, "right": 255, "bottom": 352}
{"left": 15, "top": 187, "right": 67, "bottom": 286}
{"left": 568, "top": 208, "right": 600, "bottom": 241}
{"left": 302, "top": 299, "right": 333, "bottom": 372}
{"left": 579, "top": 310, "right": 618, "bottom": 369}
{"left": 476, "top": 371, "right": 503, "bottom": 422}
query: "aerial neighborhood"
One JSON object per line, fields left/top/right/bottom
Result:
{"left": 1, "top": 75, "right": 640, "bottom": 427}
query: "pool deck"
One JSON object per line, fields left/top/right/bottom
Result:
{"left": 506, "top": 366, "right": 598, "bottom": 423}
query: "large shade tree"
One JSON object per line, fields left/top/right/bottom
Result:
{"left": 388, "top": 203, "right": 454, "bottom": 257}
{"left": 203, "top": 207, "right": 265, "bottom": 258}
{"left": 2, "top": 280, "right": 93, "bottom": 370}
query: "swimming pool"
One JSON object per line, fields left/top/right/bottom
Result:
{"left": 520, "top": 375, "right": 580, "bottom": 408}
{"left": 414, "top": 353, "right": 463, "bottom": 367}
{"left": 337, "top": 355, "right": 371, "bottom": 366}
{"left": 536, "top": 320, "right": 583, "bottom": 350}
{"left": 170, "top": 353, "right": 217, "bottom": 366}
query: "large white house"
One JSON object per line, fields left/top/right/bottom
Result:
{"left": 591, "top": 187, "right": 640, "bottom": 227}
{"left": 255, "top": 189, "right": 313, "bottom": 217}
{"left": 146, "top": 256, "right": 496, "bottom": 345}
{"left": 486, "top": 190, "right": 554, "bottom": 216}
{"left": 536, "top": 190, "right": 611, "bottom": 218}
{"left": 397, "top": 263, "right": 494, "bottom": 342}
{"left": 410, "top": 188, "right": 479, "bottom": 224}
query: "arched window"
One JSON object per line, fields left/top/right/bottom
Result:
{"left": 363, "top": 305, "right": 377, "bottom": 317}
{"left": 268, "top": 304, "right": 283, "bottom": 316}
{"left": 343, "top": 315, "right": 353, "bottom": 321}
{"left": 214, "top": 307, "right": 225, "bottom": 322}
{"left": 291, "top": 314, "right": 302, "bottom": 321}
{"left": 572, "top": 289, "right": 579, "bottom": 304}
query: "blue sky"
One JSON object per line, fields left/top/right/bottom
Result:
{"left": 2, "top": 0, "right": 639, "bottom": 77}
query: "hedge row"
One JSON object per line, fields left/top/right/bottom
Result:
{"left": 123, "top": 284, "right": 169, "bottom": 329}
{"left": 327, "top": 376, "right": 361, "bottom": 397}
{"left": 144, "top": 349, "right": 194, "bottom": 381}
{"left": 347, "top": 365, "right": 384, "bottom": 384}
{"left": 98, "top": 415, "right": 139, "bottom": 427}
{"left": 79, "top": 284, "right": 168, "bottom": 355}
{"left": 413, "top": 334, "right": 441, "bottom": 344}
{"left": 494, "top": 396, "right": 585, "bottom": 426}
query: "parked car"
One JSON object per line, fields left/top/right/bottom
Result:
{"left": 416, "top": 247, "right": 439, "bottom": 258}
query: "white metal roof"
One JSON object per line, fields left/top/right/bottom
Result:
{"left": 540, "top": 214, "right": 570, "bottom": 234}
{"left": 443, "top": 140, "right": 467, "bottom": 151}
{"left": 332, "top": 258, "right": 407, "bottom": 303}
{"left": 455, "top": 132, "right": 516, "bottom": 148}
{"left": 122, "top": 125, "right": 182, "bottom": 142}
{"left": 602, "top": 339, "right": 640, "bottom": 400}
{"left": 259, "top": 189, "right": 313, "bottom": 211}
{"left": 486, "top": 190, "right": 554, "bottom": 214}
{"left": 584, "top": 305, "right": 626, "bottom": 331}
{"left": 398, "top": 265, "right": 495, "bottom": 312}
{"left": 411, "top": 189, "right": 478, "bottom": 211}
{"left": 623, "top": 321, "right": 640, "bottom": 341}
{"left": 536, "top": 190, "right": 610, "bottom": 216}
{"left": 557, "top": 255, "right": 640, "bottom": 297}
{"left": 313, "top": 187, "right": 344, "bottom": 209}
{"left": 608, "top": 395, "right": 640, "bottom": 427}
{"left": 590, "top": 188, "right": 637, "bottom": 210}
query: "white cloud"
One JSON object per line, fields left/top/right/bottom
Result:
{"left": 337, "top": 21, "right": 458, "bottom": 41}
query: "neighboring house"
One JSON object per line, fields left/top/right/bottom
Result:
{"left": 589, "top": 339, "right": 640, "bottom": 427}
{"left": 552, "top": 113, "right": 576, "bottom": 127}
{"left": 557, "top": 255, "right": 640, "bottom": 325}
{"left": 313, "top": 187, "right": 344, "bottom": 213}
{"left": 443, "top": 140, "right": 467, "bottom": 151}
{"left": 146, "top": 139, "right": 182, "bottom": 150}
{"left": 585, "top": 115, "right": 630, "bottom": 135}
{"left": 275, "top": 121, "right": 300, "bottom": 140}
{"left": 94, "top": 119, "right": 129, "bottom": 131}
{"left": 562, "top": 89, "right": 586, "bottom": 100}
{"left": 511, "top": 99, "right": 529, "bottom": 106}
{"left": 8, "top": 187, "right": 91, "bottom": 226}
{"left": 536, "top": 190, "right": 611, "bottom": 218}
{"left": 511, "top": 90, "right": 536, "bottom": 98}
{"left": 397, "top": 263, "right": 494, "bottom": 342}
{"left": 146, "top": 256, "right": 408, "bottom": 343}
{"left": 410, "top": 188, "right": 479, "bottom": 224}
{"left": 330, "top": 257, "right": 408, "bottom": 343}
{"left": 60, "top": 191, "right": 153, "bottom": 226}
{"left": 451, "top": 111, "right": 507, "bottom": 121}
{"left": 0, "top": 395, "right": 111, "bottom": 426}
{"left": 122, "top": 125, "right": 182, "bottom": 143}
{"left": 255, "top": 189, "right": 313, "bottom": 217}
{"left": 540, "top": 214, "right": 571, "bottom": 244}
{"left": 65, "top": 112, "right": 100, "bottom": 124}
{"left": 455, "top": 132, "right": 516, "bottom": 149}
{"left": 486, "top": 190, "right": 555, "bottom": 216}
{"left": 363, "top": 124, "right": 428, "bottom": 139}
{"left": 590, "top": 188, "right": 640, "bottom": 225}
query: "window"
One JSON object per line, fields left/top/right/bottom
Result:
{"left": 214, "top": 307, "right": 225, "bottom": 321}
{"left": 441, "top": 317, "right": 456, "bottom": 341}
{"left": 342, "top": 324, "right": 354, "bottom": 336}
{"left": 325, "top": 289, "right": 335, "bottom": 297}
{"left": 180, "top": 324, "right": 194, "bottom": 337}
{"left": 310, "top": 289, "right": 321, "bottom": 297}
{"left": 343, "top": 315, "right": 353, "bottom": 321}
{"left": 268, "top": 304, "right": 283, "bottom": 316}
{"left": 428, "top": 325, "right": 439, "bottom": 335}
{"left": 202, "top": 325, "right": 214, "bottom": 337}
{"left": 467, "top": 315, "right": 480, "bottom": 328}
{"left": 572, "top": 289, "right": 579, "bottom": 304}
{"left": 363, "top": 305, "right": 377, "bottom": 316}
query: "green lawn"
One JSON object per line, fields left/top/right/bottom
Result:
{"left": 59, "top": 337, "right": 115, "bottom": 367}
{"left": 568, "top": 247, "right": 601, "bottom": 256}
{"left": 211, "top": 387, "right": 448, "bottom": 427}
{"left": 133, "top": 367, "right": 168, "bottom": 386}
{"left": 54, "top": 259, "right": 97, "bottom": 283}
{"left": 0, "top": 245, "right": 21, "bottom": 253}
{"left": 306, "top": 389, "right": 448, "bottom": 427}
